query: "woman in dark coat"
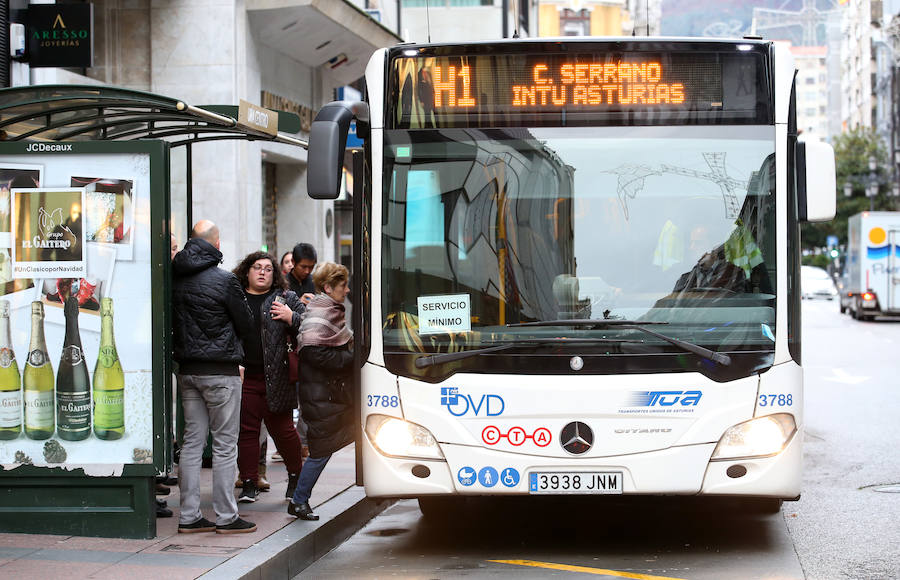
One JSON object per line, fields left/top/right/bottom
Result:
{"left": 288, "top": 262, "right": 354, "bottom": 520}
{"left": 233, "top": 251, "right": 305, "bottom": 503}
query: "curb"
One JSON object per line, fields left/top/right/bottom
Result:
{"left": 199, "top": 486, "right": 394, "bottom": 580}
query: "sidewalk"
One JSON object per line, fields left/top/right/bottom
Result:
{"left": 0, "top": 444, "right": 392, "bottom": 579}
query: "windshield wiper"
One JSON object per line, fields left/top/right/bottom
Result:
{"left": 415, "top": 343, "right": 520, "bottom": 368}
{"left": 507, "top": 319, "right": 732, "bottom": 366}
{"left": 413, "top": 337, "right": 641, "bottom": 369}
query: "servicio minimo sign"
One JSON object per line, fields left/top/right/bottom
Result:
{"left": 417, "top": 294, "right": 471, "bottom": 335}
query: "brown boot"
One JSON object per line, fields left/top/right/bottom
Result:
{"left": 257, "top": 463, "right": 270, "bottom": 491}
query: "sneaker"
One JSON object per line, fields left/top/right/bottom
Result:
{"left": 156, "top": 498, "right": 173, "bottom": 518}
{"left": 287, "top": 501, "right": 319, "bottom": 521}
{"left": 271, "top": 451, "right": 283, "bottom": 462}
{"left": 216, "top": 517, "right": 257, "bottom": 534}
{"left": 178, "top": 517, "right": 216, "bottom": 533}
{"left": 238, "top": 479, "right": 259, "bottom": 503}
{"left": 285, "top": 472, "right": 299, "bottom": 500}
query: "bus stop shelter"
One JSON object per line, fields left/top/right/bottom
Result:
{"left": 0, "top": 84, "right": 307, "bottom": 538}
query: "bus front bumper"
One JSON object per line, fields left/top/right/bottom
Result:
{"left": 361, "top": 429, "right": 802, "bottom": 500}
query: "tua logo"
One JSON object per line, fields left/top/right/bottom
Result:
{"left": 440, "top": 387, "right": 505, "bottom": 417}
{"left": 629, "top": 390, "right": 703, "bottom": 407}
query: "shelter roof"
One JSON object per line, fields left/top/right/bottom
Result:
{"left": 0, "top": 85, "right": 307, "bottom": 148}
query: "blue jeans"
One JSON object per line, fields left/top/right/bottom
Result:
{"left": 177, "top": 374, "right": 242, "bottom": 527}
{"left": 291, "top": 454, "right": 331, "bottom": 505}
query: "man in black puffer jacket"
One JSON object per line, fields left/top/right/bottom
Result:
{"left": 172, "top": 220, "right": 257, "bottom": 535}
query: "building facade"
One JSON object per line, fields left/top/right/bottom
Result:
{"left": 10, "top": 0, "right": 400, "bottom": 270}
{"left": 791, "top": 45, "right": 830, "bottom": 140}
{"left": 841, "top": 0, "right": 874, "bottom": 131}
{"left": 536, "top": 0, "right": 659, "bottom": 38}
{"left": 400, "top": 0, "right": 536, "bottom": 43}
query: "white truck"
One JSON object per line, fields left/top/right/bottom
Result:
{"left": 842, "top": 211, "right": 900, "bottom": 320}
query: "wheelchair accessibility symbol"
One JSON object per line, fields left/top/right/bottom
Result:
{"left": 500, "top": 467, "right": 520, "bottom": 488}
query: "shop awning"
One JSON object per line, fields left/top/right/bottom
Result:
{"left": 0, "top": 85, "right": 307, "bottom": 148}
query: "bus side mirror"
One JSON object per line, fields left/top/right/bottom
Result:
{"left": 307, "top": 101, "right": 369, "bottom": 200}
{"left": 797, "top": 140, "right": 836, "bottom": 223}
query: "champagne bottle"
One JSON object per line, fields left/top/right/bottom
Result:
{"left": 0, "top": 300, "right": 22, "bottom": 440}
{"left": 93, "top": 297, "right": 124, "bottom": 440}
{"left": 24, "top": 301, "right": 54, "bottom": 440}
{"left": 57, "top": 297, "right": 91, "bottom": 441}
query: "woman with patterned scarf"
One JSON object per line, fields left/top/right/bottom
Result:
{"left": 287, "top": 262, "right": 354, "bottom": 521}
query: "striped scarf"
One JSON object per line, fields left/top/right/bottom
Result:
{"left": 298, "top": 294, "right": 352, "bottom": 348}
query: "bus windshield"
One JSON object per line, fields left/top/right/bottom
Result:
{"left": 381, "top": 125, "right": 776, "bottom": 381}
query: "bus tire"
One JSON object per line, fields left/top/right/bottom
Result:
{"left": 417, "top": 496, "right": 463, "bottom": 520}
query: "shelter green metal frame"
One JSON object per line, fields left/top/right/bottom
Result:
{"left": 0, "top": 84, "right": 308, "bottom": 538}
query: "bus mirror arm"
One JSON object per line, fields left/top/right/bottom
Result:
{"left": 307, "top": 101, "right": 370, "bottom": 200}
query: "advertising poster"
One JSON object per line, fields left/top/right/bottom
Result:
{"left": 0, "top": 165, "right": 42, "bottom": 302}
{"left": 72, "top": 176, "right": 135, "bottom": 261}
{"left": 0, "top": 164, "right": 42, "bottom": 247}
{"left": 0, "top": 149, "right": 154, "bottom": 476}
{"left": 11, "top": 187, "right": 86, "bottom": 279}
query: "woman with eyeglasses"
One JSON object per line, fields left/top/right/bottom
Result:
{"left": 231, "top": 252, "right": 305, "bottom": 503}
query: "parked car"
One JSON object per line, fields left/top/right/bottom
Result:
{"left": 801, "top": 265, "right": 838, "bottom": 300}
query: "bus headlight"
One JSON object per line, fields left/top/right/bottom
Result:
{"left": 365, "top": 414, "right": 445, "bottom": 460}
{"left": 711, "top": 413, "right": 796, "bottom": 460}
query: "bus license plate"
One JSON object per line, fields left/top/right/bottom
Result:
{"left": 529, "top": 471, "right": 623, "bottom": 494}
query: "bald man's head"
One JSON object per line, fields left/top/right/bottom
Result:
{"left": 191, "top": 220, "right": 220, "bottom": 249}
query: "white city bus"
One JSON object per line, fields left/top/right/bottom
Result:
{"left": 306, "top": 38, "right": 835, "bottom": 515}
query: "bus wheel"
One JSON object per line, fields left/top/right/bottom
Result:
{"left": 417, "top": 496, "right": 463, "bottom": 520}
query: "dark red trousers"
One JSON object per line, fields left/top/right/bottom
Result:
{"left": 238, "top": 373, "right": 302, "bottom": 481}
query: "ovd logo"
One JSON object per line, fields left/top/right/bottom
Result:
{"left": 440, "top": 387, "right": 505, "bottom": 417}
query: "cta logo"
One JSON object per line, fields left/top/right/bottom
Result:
{"left": 440, "top": 387, "right": 505, "bottom": 417}
{"left": 628, "top": 390, "right": 702, "bottom": 407}
{"left": 482, "top": 425, "right": 551, "bottom": 447}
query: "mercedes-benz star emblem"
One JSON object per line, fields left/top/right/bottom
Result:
{"left": 570, "top": 356, "right": 584, "bottom": 371}
{"left": 560, "top": 421, "right": 593, "bottom": 455}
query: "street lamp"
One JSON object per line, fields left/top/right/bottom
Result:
{"left": 867, "top": 156, "right": 879, "bottom": 211}
{"left": 843, "top": 160, "right": 897, "bottom": 208}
